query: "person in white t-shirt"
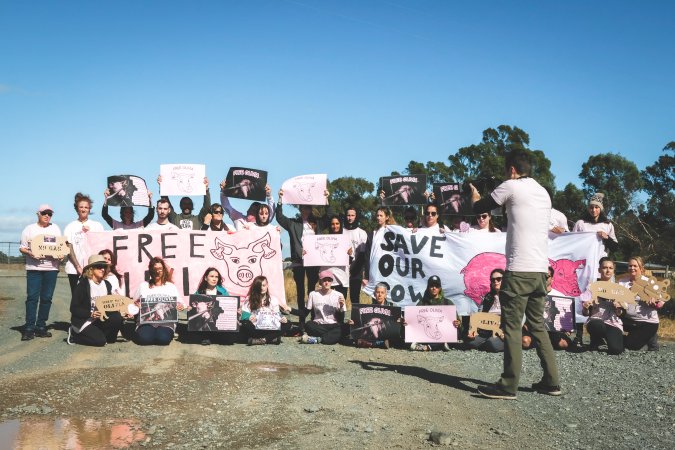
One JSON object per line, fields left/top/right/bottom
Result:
{"left": 145, "top": 198, "right": 179, "bottom": 231}
{"left": 471, "top": 149, "right": 560, "bottom": 400}
{"left": 19, "top": 204, "right": 64, "bottom": 341}
{"left": 572, "top": 193, "right": 618, "bottom": 256}
{"left": 344, "top": 207, "right": 368, "bottom": 305}
{"left": 301, "top": 270, "right": 347, "bottom": 345}
{"left": 65, "top": 192, "right": 105, "bottom": 293}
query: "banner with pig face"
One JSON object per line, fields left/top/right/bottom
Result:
{"left": 301, "top": 234, "right": 351, "bottom": 267}
{"left": 281, "top": 174, "right": 328, "bottom": 205}
{"left": 363, "top": 227, "right": 603, "bottom": 316}
{"left": 85, "top": 228, "right": 285, "bottom": 306}
{"left": 159, "top": 164, "right": 207, "bottom": 196}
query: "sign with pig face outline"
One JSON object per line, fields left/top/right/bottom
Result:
{"left": 281, "top": 174, "right": 328, "bottom": 205}
{"left": 301, "top": 234, "right": 351, "bottom": 267}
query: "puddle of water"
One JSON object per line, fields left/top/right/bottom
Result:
{"left": 254, "top": 363, "right": 328, "bottom": 375}
{"left": 0, "top": 417, "right": 145, "bottom": 449}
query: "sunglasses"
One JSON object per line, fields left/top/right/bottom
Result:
{"left": 40, "top": 211, "right": 53, "bottom": 217}
{"left": 478, "top": 214, "right": 489, "bottom": 219}
{"left": 424, "top": 211, "right": 437, "bottom": 217}
{"left": 491, "top": 277, "right": 502, "bottom": 282}
{"left": 212, "top": 210, "right": 223, "bottom": 214}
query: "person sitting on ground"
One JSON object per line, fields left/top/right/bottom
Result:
{"left": 68, "top": 255, "right": 131, "bottom": 346}
{"left": 300, "top": 270, "right": 346, "bottom": 345}
{"left": 620, "top": 256, "right": 664, "bottom": 351}
{"left": 406, "top": 275, "right": 461, "bottom": 352}
{"left": 348, "top": 283, "right": 401, "bottom": 349}
{"left": 464, "top": 269, "right": 505, "bottom": 353}
{"left": 241, "top": 276, "right": 291, "bottom": 345}
{"left": 581, "top": 257, "right": 625, "bottom": 355}
{"left": 191, "top": 267, "right": 230, "bottom": 345}
{"left": 98, "top": 249, "right": 124, "bottom": 296}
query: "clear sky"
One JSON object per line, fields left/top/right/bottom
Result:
{"left": 1, "top": 0, "right": 673, "bottom": 251}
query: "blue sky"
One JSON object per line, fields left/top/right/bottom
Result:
{"left": 1, "top": 0, "right": 673, "bottom": 252}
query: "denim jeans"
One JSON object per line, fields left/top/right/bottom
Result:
{"left": 25, "top": 270, "right": 58, "bottom": 331}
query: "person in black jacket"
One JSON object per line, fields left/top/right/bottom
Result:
{"left": 68, "top": 255, "right": 129, "bottom": 346}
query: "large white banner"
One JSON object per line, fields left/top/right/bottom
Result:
{"left": 364, "top": 226, "right": 603, "bottom": 316}
{"left": 85, "top": 228, "right": 285, "bottom": 306}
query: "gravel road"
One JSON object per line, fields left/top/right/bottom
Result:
{"left": 0, "top": 273, "right": 673, "bottom": 449}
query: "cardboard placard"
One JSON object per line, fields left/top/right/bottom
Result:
{"left": 30, "top": 234, "right": 70, "bottom": 259}
{"left": 159, "top": 164, "right": 206, "bottom": 196}
{"left": 280, "top": 174, "right": 328, "bottom": 205}
{"left": 301, "top": 234, "right": 351, "bottom": 267}
{"left": 106, "top": 175, "right": 150, "bottom": 207}
{"left": 588, "top": 281, "right": 636, "bottom": 306}
{"left": 223, "top": 167, "right": 268, "bottom": 201}
{"left": 94, "top": 295, "right": 137, "bottom": 321}
{"left": 187, "top": 294, "right": 240, "bottom": 332}
{"left": 380, "top": 175, "right": 427, "bottom": 206}
{"left": 350, "top": 304, "right": 401, "bottom": 341}
{"left": 139, "top": 294, "right": 178, "bottom": 324}
{"left": 544, "top": 295, "right": 575, "bottom": 332}
{"left": 468, "top": 312, "right": 503, "bottom": 338}
{"left": 404, "top": 305, "right": 457, "bottom": 343}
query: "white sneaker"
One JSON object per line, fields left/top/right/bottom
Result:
{"left": 66, "top": 326, "right": 75, "bottom": 345}
{"left": 410, "top": 343, "right": 429, "bottom": 351}
{"left": 443, "top": 343, "right": 451, "bottom": 351}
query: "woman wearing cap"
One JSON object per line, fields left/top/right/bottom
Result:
{"left": 68, "top": 255, "right": 130, "bottom": 346}
{"left": 407, "top": 275, "right": 461, "bottom": 351}
{"left": 301, "top": 270, "right": 346, "bottom": 345}
{"left": 241, "top": 275, "right": 291, "bottom": 345}
{"left": 470, "top": 210, "right": 501, "bottom": 233}
{"left": 133, "top": 257, "right": 185, "bottom": 345}
{"left": 620, "top": 256, "right": 664, "bottom": 351}
{"left": 64, "top": 193, "right": 105, "bottom": 294}
{"left": 572, "top": 193, "right": 618, "bottom": 256}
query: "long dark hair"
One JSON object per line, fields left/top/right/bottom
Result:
{"left": 247, "top": 276, "right": 270, "bottom": 311}
{"left": 197, "top": 267, "right": 224, "bottom": 294}
{"left": 148, "top": 257, "right": 172, "bottom": 286}
{"left": 99, "top": 249, "right": 122, "bottom": 284}
{"left": 256, "top": 204, "right": 271, "bottom": 226}
{"left": 328, "top": 215, "right": 343, "bottom": 234}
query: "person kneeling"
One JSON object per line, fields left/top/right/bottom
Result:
{"left": 301, "top": 270, "right": 346, "bottom": 345}
{"left": 241, "top": 276, "right": 291, "bottom": 345}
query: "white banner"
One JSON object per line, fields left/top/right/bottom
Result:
{"left": 280, "top": 174, "right": 328, "bottom": 205}
{"left": 364, "top": 226, "right": 603, "bottom": 316}
{"left": 159, "top": 164, "right": 206, "bottom": 196}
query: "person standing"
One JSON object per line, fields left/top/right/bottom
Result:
{"left": 157, "top": 176, "right": 210, "bottom": 230}
{"left": 344, "top": 207, "right": 368, "bottom": 306}
{"left": 145, "top": 198, "right": 179, "bottom": 231}
{"left": 19, "top": 204, "right": 63, "bottom": 341}
{"left": 471, "top": 150, "right": 561, "bottom": 399}
{"left": 64, "top": 193, "right": 104, "bottom": 294}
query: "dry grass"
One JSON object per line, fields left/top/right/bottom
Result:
{"left": 658, "top": 318, "right": 675, "bottom": 341}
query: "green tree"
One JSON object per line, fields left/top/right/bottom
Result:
{"left": 553, "top": 183, "right": 585, "bottom": 227}
{"left": 579, "top": 153, "right": 642, "bottom": 218}
{"left": 327, "top": 176, "right": 379, "bottom": 230}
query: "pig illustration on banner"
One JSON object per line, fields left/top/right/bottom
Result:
{"left": 210, "top": 233, "right": 277, "bottom": 289}
{"left": 461, "top": 252, "right": 506, "bottom": 305}
{"left": 549, "top": 258, "right": 586, "bottom": 296}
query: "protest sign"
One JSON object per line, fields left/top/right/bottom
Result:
{"left": 350, "top": 304, "right": 401, "bottom": 341}
{"left": 223, "top": 167, "right": 268, "bottom": 201}
{"left": 404, "top": 305, "right": 457, "bottom": 343}
{"left": 187, "top": 294, "right": 240, "bottom": 332}
{"left": 380, "top": 175, "right": 427, "bottom": 206}
{"left": 301, "top": 234, "right": 351, "bottom": 267}
{"left": 254, "top": 310, "right": 282, "bottom": 330}
{"left": 139, "top": 293, "right": 177, "bottom": 325}
{"left": 106, "top": 175, "right": 150, "bottom": 207}
{"left": 159, "top": 164, "right": 206, "bottom": 196}
{"left": 30, "top": 234, "right": 70, "bottom": 259}
{"left": 280, "top": 174, "right": 328, "bottom": 205}
{"left": 544, "top": 295, "right": 575, "bottom": 332}
{"left": 94, "top": 295, "right": 137, "bottom": 320}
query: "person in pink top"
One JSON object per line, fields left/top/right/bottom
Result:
{"left": 620, "top": 256, "right": 664, "bottom": 351}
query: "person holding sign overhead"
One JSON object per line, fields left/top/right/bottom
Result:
{"left": 19, "top": 204, "right": 63, "bottom": 341}
{"left": 157, "top": 175, "right": 211, "bottom": 230}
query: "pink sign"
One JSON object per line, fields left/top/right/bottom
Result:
{"left": 404, "top": 305, "right": 458, "bottom": 343}
{"left": 302, "top": 234, "right": 351, "bottom": 267}
{"left": 280, "top": 174, "right": 328, "bottom": 205}
{"left": 85, "top": 228, "right": 285, "bottom": 306}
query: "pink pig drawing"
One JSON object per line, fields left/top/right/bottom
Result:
{"left": 461, "top": 252, "right": 506, "bottom": 305}
{"left": 548, "top": 258, "right": 586, "bottom": 297}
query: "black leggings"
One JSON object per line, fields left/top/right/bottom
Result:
{"left": 349, "top": 278, "right": 362, "bottom": 305}
{"left": 305, "top": 321, "right": 343, "bottom": 345}
{"left": 622, "top": 318, "right": 658, "bottom": 351}
{"left": 241, "top": 320, "right": 291, "bottom": 343}
{"left": 292, "top": 266, "right": 319, "bottom": 328}
{"left": 586, "top": 319, "right": 624, "bottom": 355}
{"left": 72, "top": 312, "right": 123, "bottom": 347}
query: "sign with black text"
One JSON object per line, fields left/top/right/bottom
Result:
{"left": 224, "top": 167, "right": 268, "bottom": 201}
{"left": 380, "top": 175, "right": 427, "bottom": 206}
{"left": 187, "top": 294, "right": 240, "bottom": 332}
{"left": 350, "top": 304, "right": 401, "bottom": 341}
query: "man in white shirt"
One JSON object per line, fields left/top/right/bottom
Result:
{"left": 145, "top": 198, "right": 179, "bottom": 231}
{"left": 471, "top": 150, "right": 561, "bottom": 400}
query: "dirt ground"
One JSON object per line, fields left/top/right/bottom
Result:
{"left": 0, "top": 272, "right": 673, "bottom": 449}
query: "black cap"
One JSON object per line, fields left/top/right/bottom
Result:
{"left": 427, "top": 275, "right": 442, "bottom": 287}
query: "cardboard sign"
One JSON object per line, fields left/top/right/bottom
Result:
{"left": 139, "top": 294, "right": 178, "bottom": 324}
{"left": 404, "top": 305, "right": 457, "bottom": 343}
{"left": 301, "top": 234, "right": 351, "bottom": 267}
{"left": 30, "top": 234, "right": 70, "bottom": 259}
{"left": 350, "top": 304, "right": 401, "bottom": 341}
{"left": 380, "top": 175, "right": 427, "bottom": 206}
{"left": 254, "top": 310, "right": 282, "bottom": 330}
{"left": 187, "top": 294, "right": 240, "bottom": 332}
{"left": 280, "top": 174, "right": 328, "bottom": 205}
{"left": 544, "top": 295, "right": 575, "bottom": 332}
{"left": 588, "top": 281, "right": 636, "bottom": 307}
{"left": 94, "top": 295, "right": 137, "bottom": 321}
{"left": 159, "top": 164, "right": 206, "bottom": 196}
{"left": 106, "top": 175, "right": 150, "bottom": 207}
{"left": 468, "top": 312, "right": 503, "bottom": 338}
{"left": 631, "top": 276, "right": 671, "bottom": 303}
{"left": 223, "top": 167, "right": 268, "bottom": 201}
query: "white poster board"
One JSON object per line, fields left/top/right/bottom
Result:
{"left": 280, "top": 174, "right": 328, "bottom": 205}
{"left": 159, "top": 164, "right": 206, "bottom": 196}
{"left": 302, "top": 234, "right": 351, "bottom": 267}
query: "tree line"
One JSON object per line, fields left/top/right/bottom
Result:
{"left": 324, "top": 125, "right": 673, "bottom": 266}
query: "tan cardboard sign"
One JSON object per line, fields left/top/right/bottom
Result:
{"left": 94, "top": 295, "right": 137, "bottom": 321}
{"left": 468, "top": 312, "right": 503, "bottom": 339}
{"left": 30, "top": 234, "right": 70, "bottom": 259}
